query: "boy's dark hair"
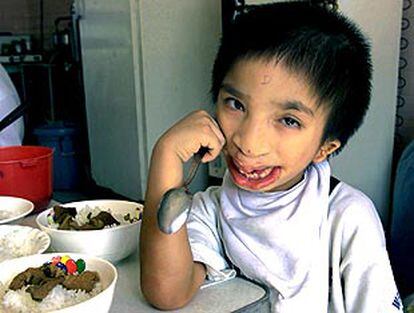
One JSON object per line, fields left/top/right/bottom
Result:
{"left": 211, "top": 2, "right": 372, "bottom": 154}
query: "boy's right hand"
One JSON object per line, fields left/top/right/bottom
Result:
{"left": 156, "top": 110, "right": 226, "bottom": 164}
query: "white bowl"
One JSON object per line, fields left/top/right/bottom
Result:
{"left": 0, "top": 196, "right": 34, "bottom": 225}
{"left": 0, "top": 225, "right": 50, "bottom": 262}
{"left": 0, "top": 253, "right": 117, "bottom": 313}
{"left": 36, "top": 200, "right": 143, "bottom": 263}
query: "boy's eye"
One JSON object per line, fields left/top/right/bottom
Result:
{"left": 281, "top": 117, "right": 301, "bottom": 128}
{"left": 224, "top": 98, "right": 246, "bottom": 112}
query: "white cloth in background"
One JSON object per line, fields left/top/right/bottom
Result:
{"left": 0, "top": 64, "right": 23, "bottom": 146}
{"left": 187, "top": 161, "right": 402, "bottom": 312}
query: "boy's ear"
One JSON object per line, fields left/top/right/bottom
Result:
{"left": 313, "top": 139, "right": 341, "bottom": 163}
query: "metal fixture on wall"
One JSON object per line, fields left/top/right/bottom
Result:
{"left": 221, "top": 0, "right": 339, "bottom": 33}
{"left": 310, "top": 0, "right": 338, "bottom": 11}
{"left": 221, "top": 0, "right": 245, "bottom": 37}
{"left": 395, "top": 0, "right": 411, "bottom": 158}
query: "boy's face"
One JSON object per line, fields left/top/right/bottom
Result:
{"left": 216, "top": 58, "right": 340, "bottom": 192}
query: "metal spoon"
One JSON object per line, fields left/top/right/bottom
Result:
{"left": 157, "top": 147, "right": 209, "bottom": 234}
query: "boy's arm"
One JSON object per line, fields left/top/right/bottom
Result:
{"left": 139, "top": 110, "right": 225, "bottom": 310}
{"left": 335, "top": 200, "right": 403, "bottom": 312}
{"left": 340, "top": 250, "right": 402, "bottom": 312}
{"left": 140, "top": 143, "right": 206, "bottom": 309}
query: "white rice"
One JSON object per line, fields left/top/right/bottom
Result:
{"left": 0, "top": 281, "right": 102, "bottom": 313}
{"left": 0, "top": 211, "right": 13, "bottom": 221}
{"left": 0, "top": 229, "right": 44, "bottom": 262}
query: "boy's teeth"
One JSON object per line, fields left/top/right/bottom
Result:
{"left": 238, "top": 167, "right": 273, "bottom": 180}
{"left": 259, "top": 168, "right": 272, "bottom": 178}
{"left": 239, "top": 168, "right": 248, "bottom": 175}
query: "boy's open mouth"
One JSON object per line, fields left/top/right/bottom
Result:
{"left": 227, "top": 157, "right": 281, "bottom": 190}
{"left": 237, "top": 166, "right": 273, "bottom": 180}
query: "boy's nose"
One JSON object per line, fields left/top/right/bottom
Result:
{"left": 233, "top": 118, "right": 270, "bottom": 158}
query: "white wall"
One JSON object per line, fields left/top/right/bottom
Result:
{"left": 137, "top": 0, "right": 222, "bottom": 193}
{"left": 330, "top": 0, "right": 402, "bottom": 225}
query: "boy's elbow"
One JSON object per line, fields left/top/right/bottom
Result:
{"left": 144, "top": 294, "right": 190, "bottom": 311}
{"left": 141, "top": 279, "right": 193, "bottom": 310}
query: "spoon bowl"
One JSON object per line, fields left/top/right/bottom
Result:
{"left": 157, "top": 187, "right": 193, "bottom": 234}
{"left": 157, "top": 147, "right": 209, "bottom": 234}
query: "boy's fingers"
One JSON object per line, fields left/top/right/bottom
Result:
{"left": 200, "top": 138, "right": 223, "bottom": 163}
{"left": 207, "top": 116, "right": 226, "bottom": 147}
{"left": 201, "top": 152, "right": 219, "bottom": 163}
{"left": 171, "top": 110, "right": 225, "bottom": 163}
{"left": 194, "top": 114, "right": 225, "bottom": 163}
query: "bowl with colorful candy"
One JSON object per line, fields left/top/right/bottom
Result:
{"left": 36, "top": 200, "right": 144, "bottom": 263}
{"left": 0, "top": 253, "right": 117, "bottom": 313}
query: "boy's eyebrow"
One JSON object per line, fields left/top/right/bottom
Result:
{"left": 278, "top": 100, "right": 315, "bottom": 117}
{"left": 221, "top": 83, "right": 251, "bottom": 101}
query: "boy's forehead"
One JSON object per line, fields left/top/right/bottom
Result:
{"left": 224, "top": 59, "right": 309, "bottom": 97}
{"left": 227, "top": 58, "right": 303, "bottom": 84}
{"left": 224, "top": 58, "right": 330, "bottom": 112}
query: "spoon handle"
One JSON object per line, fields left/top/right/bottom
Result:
{"left": 183, "top": 147, "right": 209, "bottom": 187}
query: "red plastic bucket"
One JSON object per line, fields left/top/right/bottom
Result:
{"left": 0, "top": 146, "right": 53, "bottom": 212}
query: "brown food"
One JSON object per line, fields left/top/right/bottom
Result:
{"left": 8, "top": 263, "right": 99, "bottom": 301}
{"left": 9, "top": 267, "right": 45, "bottom": 290}
{"left": 52, "top": 205, "right": 120, "bottom": 231}
{"left": 27, "top": 277, "right": 65, "bottom": 301}
{"left": 53, "top": 205, "right": 77, "bottom": 224}
{"left": 94, "top": 211, "right": 120, "bottom": 227}
{"left": 62, "top": 271, "right": 100, "bottom": 292}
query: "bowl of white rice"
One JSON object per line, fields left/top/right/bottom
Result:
{"left": 0, "top": 253, "right": 117, "bottom": 313}
{"left": 36, "top": 200, "right": 143, "bottom": 263}
{"left": 0, "top": 225, "right": 50, "bottom": 262}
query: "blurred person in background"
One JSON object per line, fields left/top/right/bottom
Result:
{"left": 0, "top": 63, "right": 24, "bottom": 146}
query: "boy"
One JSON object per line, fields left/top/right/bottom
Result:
{"left": 140, "top": 2, "right": 402, "bottom": 312}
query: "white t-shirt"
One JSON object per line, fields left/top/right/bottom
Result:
{"left": 0, "top": 64, "right": 23, "bottom": 146}
{"left": 187, "top": 162, "right": 402, "bottom": 312}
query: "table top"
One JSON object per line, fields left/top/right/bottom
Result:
{"left": 18, "top": 207, "right": 268, "bottom": 312}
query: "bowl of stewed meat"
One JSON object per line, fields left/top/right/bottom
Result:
{"left": 36, "top": 200, "right": 143, "bottom": 263}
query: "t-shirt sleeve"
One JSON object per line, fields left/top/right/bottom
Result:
{"left": 337, "top": 191, "right": 403, "bottom": 312}
{"left": 186, "top": 186, "right": 236, "bottom": 287}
